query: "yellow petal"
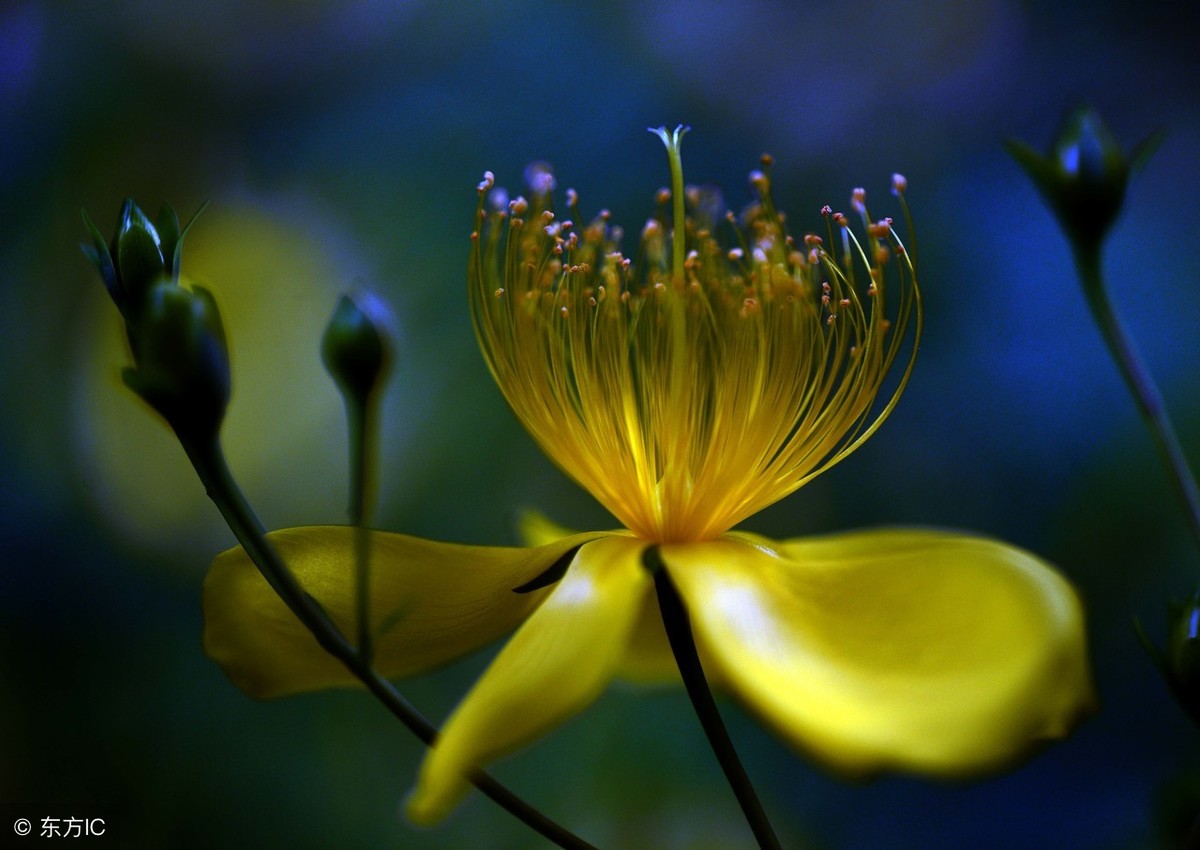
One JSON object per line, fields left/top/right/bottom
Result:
{"left": 406, "top": 535, "right": 648, "bottom": 825}
{"left": 203, "top": 526, "right": 605, "bottom": 698}
{"left": 516, "top": 509, "right": 677, "bottom": 682}
{"left": 663, "top": 530, "right": 1094, "bottom": 777}
{"left": 616, "top": 588, "right": 680, "bottom": 684}
{"left": 515, "top": 508, "right": 581, "bottom": 547}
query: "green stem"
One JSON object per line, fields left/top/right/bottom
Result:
{"left": 345, "top": 398, "right": 374, "bottom": 664}
{"left": 1074, "top": 247, "right": 1200, "bottom": 557}
{"left": 178, "top": 430, "right": 595, "bottom": 850}
{"left": 649, "top": 550, "right": 781, "bottom": 850}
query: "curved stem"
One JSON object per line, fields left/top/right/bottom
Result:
{"left": 179, "top": 431, "right": 595, "bottom": 850}
{"left": 648, "top": 549, "right": 781, "bottom": 850}
{"left": 1074, "top": 247, "right": 1200, "bottom": 557}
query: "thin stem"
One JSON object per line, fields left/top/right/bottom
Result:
{"left": 649, "top": 550, "right": 781, "bottom": 850}
{"left": 1074, "top": 247, "right": 1200, "bottom": 557}
{"left": 1184, "top": 807, "right": 1200, "bottom": 850}
{"left": 346, "top": 399, "right": 374, "bottom": 664}
{"left": 178, "top": 430, "right": 596, "bottom": 850}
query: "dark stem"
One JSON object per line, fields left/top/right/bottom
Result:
{"left": 649, "top": 549, "right": 782, "bottom": 850}
{"left": 345, "top": 397, "right": 374, "bottom": 664}
{"left": 179, "top": 430, "right": 596, "bottom": 850}
{"left": 1183, "top": 808, "right": 1200, "bottom": 850}
{"left": 1074, "top": 246, "right": 1200, "bottom": 558}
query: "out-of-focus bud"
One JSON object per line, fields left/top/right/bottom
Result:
{"left": 81, "top": 198, "right": 205, "bottom": 321}
{"left": 1139, "top": 589, "right": 1200, "bottom": 729}
{"left": 320, "top": 292, "right": 394, "bottom": 407}
{"left": 1007, "top": 108, "right": 1160, "bottom": 255}
{"left": 122, "top": 282, "right": 231, "bottom": 440}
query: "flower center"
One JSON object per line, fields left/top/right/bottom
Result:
{"left": 469, "top": 132, "right": 920, "bottom": 543}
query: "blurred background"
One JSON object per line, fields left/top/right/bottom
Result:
{"left": 2, "top": 1, "right": 1199, "bottom": 847}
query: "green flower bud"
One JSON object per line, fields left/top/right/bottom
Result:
{"left": 1166, "top": 595, "right": 1200, "bottom": 727}
{"left": 1006, "top": 108, "right": 1160, "bottom": 255}
{"left": 321, "top": 292, "right": 393, "bottom": 406}
{"left": 122, "top": 282, "right": 231, "bottom": 439}
{"left": 1138, "top": 589, "right": 1200, "bottom": 729}
{"left": 81, "top": 198, "right": 206, "bottom": 321}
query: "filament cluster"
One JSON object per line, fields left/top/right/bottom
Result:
{"left": 469, "top": 160, "right": 920, "bottom": 543}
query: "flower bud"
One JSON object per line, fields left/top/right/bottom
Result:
{"left": 1007, "top": 108, "right": 1160, "bottom": 255}
{"left": 1166, "top": 595, "right": 1200, "bottom": 727}
{"left": 1003, "top": 106, "right": 1161, "bottom": 254}
{"left": 81, "top": 198, "right": 205, "bottom": 321}
{"left": 321, "top": 292, "right": 394, "bottom": 406}
{"left": 1139, "top": 589, "right": 1200, "bottom": 729}
{"left": 122, "top": 282, "right": 231, "bottom": 439}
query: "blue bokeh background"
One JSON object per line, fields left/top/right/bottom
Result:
{"left": 2, "top": 1, "right": 1199, "bottom": 847}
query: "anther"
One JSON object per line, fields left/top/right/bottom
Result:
{"left": 656, "top": 187, "right": 671, "bottom": 205}
{"left": 804, "top": 234, "right": 823, "bottom": 246}
{"left": 891, "top": 173, "right": 907, "bottom": 195}
{"left": 820, "top": 205, "right": 833, "bottom": 217}
{"left": 477, "top": 171, "right": 495, "bottom": 192}
{"left": 526, "top": 162, "right": 556, "bottom": 196}
{"left": 851, "top": 188, "right": 866, "bottom": 214}
{"left": 494, "top": 288, "right": 505, "bottom": 298}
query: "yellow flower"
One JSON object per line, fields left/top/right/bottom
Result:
{"left": 203, "top": 128, "right": 1094, "bottom": 825}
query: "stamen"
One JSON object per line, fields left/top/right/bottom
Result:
{"left": 469, "top": 148, "right": 920, "bottom": 543}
